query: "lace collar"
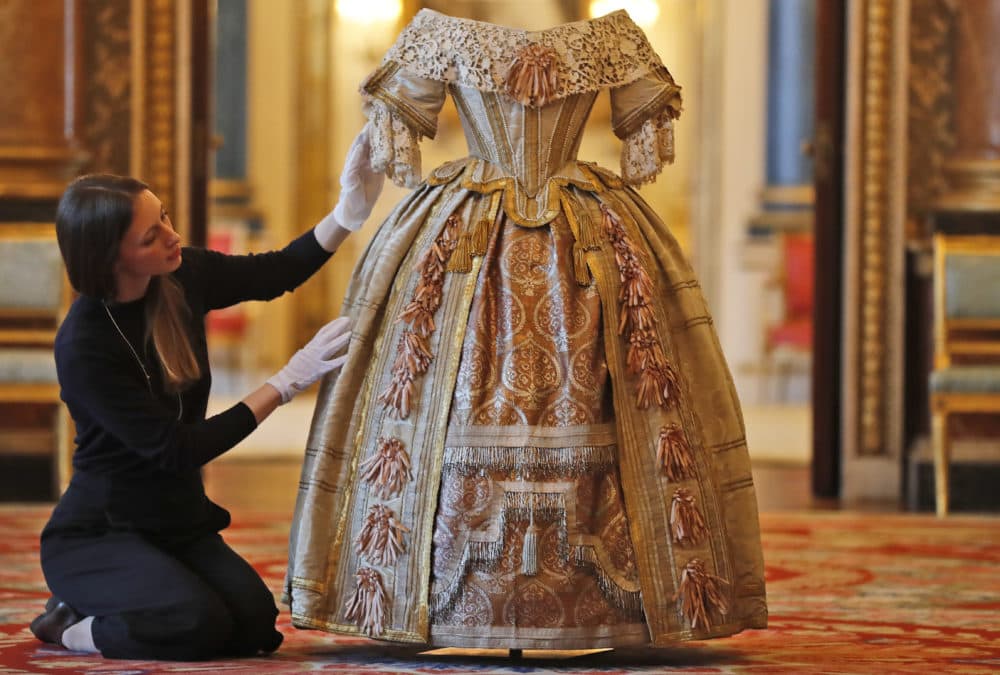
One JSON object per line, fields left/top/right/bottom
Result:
{"left": 382, "top": 8, "right": 664, "bottom": 104}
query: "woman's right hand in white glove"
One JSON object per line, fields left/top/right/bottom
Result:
{"left": 314, "top": 125, "right": 386, "bottom": 252}
{"left": 333, "top": 124, "right": 385, "bottom": 231}
{"left": 265, "top": 316, "right": 352, "bottom": 403}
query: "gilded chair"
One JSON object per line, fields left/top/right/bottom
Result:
{"left": 0, "top": 223, "right": 72, "bottom": 495}
{"left": 929, "top": 233, "right": 1000, "bottom": 516}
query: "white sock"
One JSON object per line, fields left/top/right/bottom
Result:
{"left": 61, "top": 616, "right": 98, "bottom": 653}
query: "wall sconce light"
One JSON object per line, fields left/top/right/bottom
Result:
{"left": 590, "top": 0, "right": 660, "bottom": 28}
{"left": 335, "top": 0, "right": 403, "bottom": 25}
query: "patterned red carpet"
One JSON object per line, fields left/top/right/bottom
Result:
{"left": 0, "top": 506, "right": 997, "bottom": 674}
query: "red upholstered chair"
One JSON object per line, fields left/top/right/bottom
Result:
{"left": 762, "top": 232, "right": 814, "bottom": 399}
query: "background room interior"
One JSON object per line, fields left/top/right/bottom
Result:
{"left": 1, "top": 1, "right": 999, "bottom": 672}
{"left": 3, "top": 0, "right": 999, "bottom": 513}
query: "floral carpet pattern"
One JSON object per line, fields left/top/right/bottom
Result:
{"left": 0, "top": 506, "right": 997, "bottom": 673}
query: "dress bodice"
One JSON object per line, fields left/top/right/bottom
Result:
{"left": 361, "top": 8, "right": 683, "bottom": 224}
{"left": 451, "top": 86, "right": 597, "bottom": 197}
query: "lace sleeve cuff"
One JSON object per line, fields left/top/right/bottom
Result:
{"left": 360, "top": 61, "right": 447, "bottom": 189}
{"left": 367, "top": 99, "right": 423, "bottom": 189}
{"left": 610, "top": 66, "right": 682, "bottom": 185}
{"left": 620, "top": 108, "right": 678, "bottom": 186}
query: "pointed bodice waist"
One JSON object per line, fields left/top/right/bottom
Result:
{"left": 451, "top": 87, "right": 598, "bottom": 197}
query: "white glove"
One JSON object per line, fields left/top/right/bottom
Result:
{"left": 266, "top": 316, "right": 352, "bottom": 403}
{"left": 314, "top": 125, "right": 385, "bottom": 250}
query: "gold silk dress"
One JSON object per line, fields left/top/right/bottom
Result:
{"left": 285, "top": 8, "right": 768, "bottom": 650}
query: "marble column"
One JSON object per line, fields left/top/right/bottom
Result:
{"left": 0, "top": 1, "right": 88, "bottom": 211}
{"left": 934, "top": 0, "right": 1000, "bottom": 211}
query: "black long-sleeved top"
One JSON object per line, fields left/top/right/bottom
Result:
{"left": 45, "top": 230, "right": 331, "bottom": 539}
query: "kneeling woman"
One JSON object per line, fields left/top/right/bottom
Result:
{"left": 31, "top": 148, "right": 381, "bottom": 660}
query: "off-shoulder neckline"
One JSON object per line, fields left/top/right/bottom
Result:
{"left": 416, "top": 7, "right": 630, "bottom": 35}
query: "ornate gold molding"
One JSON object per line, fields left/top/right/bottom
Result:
{"left": 857, "top": 0, "right": 895, "bottom": 455}
{"left": 936, "top": 158, "right": 1000, "bottom": 211}
{"left": 144, "top": 0, "right": 176, "bottom": 208}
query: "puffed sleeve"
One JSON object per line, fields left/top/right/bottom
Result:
{"left": 361, "top": 61, "right": 447, "bottom": 188}
{"left": 610, "top": 66, "right": 683, "bottom": 185}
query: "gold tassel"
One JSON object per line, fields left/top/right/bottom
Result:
{"left": 358, "top": 437, "right": 413, "bottom": 499}
{"left": 521, "top": 496, "right": 539, "bottom": 576}
{"left": 675, "top": 558, "right": 729, "bottom": 630}
{"left": 657, "top": 423, "right": 695, "bottom": 482}
{"left": 575, "top": 203, "right": 601, "bottom": 251}
{"left": 470, "top": 218, "right": 491, "bottom": 256}
{"left": 573, "top": 241, "right": 592, "bottom": 286}
{"left": 670, "top": 487, "right": 708, "bottom": 546}
{"left": 560, "top": 193, "right": 602, "bottom": 253}
{"left": 446, "top": 233, "right": 472, "bottom": 273}
{"left": 344, "top": 567, "right": 388, "bottom": 636}
{"left": 470, "top": 191, "right": 500, "bottom": 256}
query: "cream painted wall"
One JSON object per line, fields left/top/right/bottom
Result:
{"left": 326, "top": 13, "right": 411, "bottom": 313}
{"left": 715, "top": 0, "right": 768, "bottom": 400}
{"left": 247, "top": 1, "right": 296, "bottom": 370}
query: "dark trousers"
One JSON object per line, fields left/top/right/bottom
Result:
{"left": 40, "top": 529, "right": 282, "bottom": 660}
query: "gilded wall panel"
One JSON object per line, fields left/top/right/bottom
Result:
{"left": 132, "top": 0, "right": 178, "bottom": 215}
{"left": 0, "top": 2, "right": 65, "bottom": 147}
{"left": 81, "top": 0, "right": 133, "bottom": 176}
{"left": 906, "top": 0, "right": 955, "bottom": 237}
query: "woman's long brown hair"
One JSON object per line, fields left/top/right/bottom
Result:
{"left": 56, "top": 174, "right": 201, "bottom": 392}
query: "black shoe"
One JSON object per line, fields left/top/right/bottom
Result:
{"left": 29, "top": 597, "right": 83, "bottom": 647}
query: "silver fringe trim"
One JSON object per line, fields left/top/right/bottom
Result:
{"left": 444, "top": 423, "right": 618, "bottom": 449}
{"left": 442, "top": 445, "right": 616, "bottom": 477}
{"left": 574, "top": 545, "right": 644, "bottom": 618}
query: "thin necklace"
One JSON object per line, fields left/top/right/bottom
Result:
{"left": 103, "top": 301, "right": 183, "bottom": 421}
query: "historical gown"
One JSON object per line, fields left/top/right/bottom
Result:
{"left": 285, "top": 9, "right": 767, "bottom": 649}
